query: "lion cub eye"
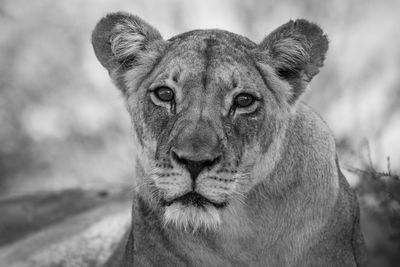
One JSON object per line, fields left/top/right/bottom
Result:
{"left": 234, "top": 93, "right": 255, "bottom": 108}
{"left": 154, "top": 87, "right": 175, "bottom": 102}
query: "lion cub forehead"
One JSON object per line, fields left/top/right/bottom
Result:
{"left": 162, "top": 30, "right": 256, "bottom": 68}
{"left": 155, "top": 54, "right": 262, "bottom": 95}
{"left": 152, "top": 33, "right": 261, "bottom": 91}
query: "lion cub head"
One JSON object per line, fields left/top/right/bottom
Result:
{"left": 92, "top": 12, "right": 328, "bottom": 232}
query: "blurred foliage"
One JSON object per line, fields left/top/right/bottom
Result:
{"left": 348, "top": 143, "right": 400, "bottom": 267}
{"left": 0, "top": 0, "right": 399, "bottom": 266}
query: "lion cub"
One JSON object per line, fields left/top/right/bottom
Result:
{"left": 92, "top": 12, "right": 366, "bottom": 267}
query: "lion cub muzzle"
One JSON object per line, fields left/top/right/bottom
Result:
{"left": 156, "top": 119, "right": 229, "bottom": 231}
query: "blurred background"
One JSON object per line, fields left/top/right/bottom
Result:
{"left": 0, "top": 0, "right": 399, "bottom": 266}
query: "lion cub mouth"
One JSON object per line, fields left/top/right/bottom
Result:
{"left": 162, "top": 192, "right": 226, "bottom": 231}
{"left": 164, "top": 192, "right": 227, "bottom": 209}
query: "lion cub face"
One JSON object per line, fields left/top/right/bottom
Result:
{"left": 130, "top": 39, "right": 279, "bottom": 231}
{"left": 127, "top": 36, "right": 275, "bottom": 231}
{"left": 92, "top": 13, "right": 328, "bottom": 231}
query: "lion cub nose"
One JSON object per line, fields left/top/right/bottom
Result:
{"left": 171, "top": 119, "right": 221, "bottom": 181}
{"left": 172, "top": 150, "right": 221, "bottom": 182}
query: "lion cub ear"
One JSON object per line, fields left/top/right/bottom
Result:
{"left": 92, "top": 12, "right": 165, "bottom": 92}
{"left": 255, "top": 19, "right": 328, "bottom": 104}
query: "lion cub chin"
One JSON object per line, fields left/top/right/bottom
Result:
{"left": 164, "top": 203, "right": 221, "bottom": 232}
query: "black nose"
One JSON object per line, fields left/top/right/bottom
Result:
{"left": 172, "top": 151, "right": 221, "bottom": 181}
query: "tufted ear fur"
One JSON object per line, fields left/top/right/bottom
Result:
{"left": 92, "top": 12, "right": 165, "bottom": 92}
{"left": 254, "top": 19, "right": 328, "bottom": 104}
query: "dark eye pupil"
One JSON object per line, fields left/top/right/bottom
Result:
{"left": 234, "top": 94, "right": 254, "bottom": 107}
{"left": 155, "top": 87, "right": 174, "bottom": 102}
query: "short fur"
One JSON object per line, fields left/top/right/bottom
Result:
{"left": 92, "top": 12, "right": 366, "bottom": 267}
